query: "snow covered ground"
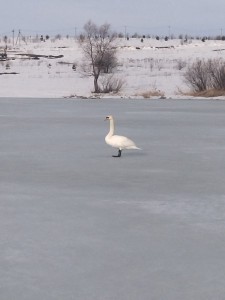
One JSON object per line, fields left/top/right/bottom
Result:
{"left": 1, "top": 37, "right": 225, "bottom": 98}
{"left": 1, "top": 98, "right": 225, "bottom": 299}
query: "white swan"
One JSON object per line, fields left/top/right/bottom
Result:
{"left": 105, "top": 115, "right": 141, "bottom": 157}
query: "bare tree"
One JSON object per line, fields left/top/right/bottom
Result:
{"left": 79, "top": 20, "right": 117, "bottom": 93}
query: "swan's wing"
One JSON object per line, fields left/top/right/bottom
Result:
{"left": 111, "top": 135, "right": 139, "bottom": 149}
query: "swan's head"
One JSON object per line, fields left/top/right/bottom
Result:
{"left": 105, "top": 115, "right": 113, "bottom": 121}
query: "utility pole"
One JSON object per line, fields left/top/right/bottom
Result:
{"left": 75, "top": 27, "right": 77, "bottom": 40}
{"left": 12, "top": 29, "right": 15, "bottom": 47}
{"left": 16, "top": 30, "right": 21, "bottom": 46}
{"left": 124, "top": 26, "right": 127, "bottom": 39}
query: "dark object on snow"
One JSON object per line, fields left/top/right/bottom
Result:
{"left": 16, "top": 53, "right": 64, "bottom": 59}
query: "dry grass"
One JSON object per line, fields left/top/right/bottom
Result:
{"left": 138, "top": 89, "right": 165, "bottom": 99}
{"left": 191, "top": 89, "right": 225, "bottom": 97}
{"left": 177, "top": 87, "right": 225, "bottom": 98}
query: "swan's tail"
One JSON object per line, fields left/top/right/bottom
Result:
{"left": 130, "top": 146, "right": 142, "bottom": 150}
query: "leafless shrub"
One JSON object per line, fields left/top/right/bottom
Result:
{"left": 155, "top": 59, "right": 164, "bottom": 71}
{"left": 99, "top": 75, "right": 125, "bottom": 93}
{"left": 55, "top": 34, "right": 62, "bottom": 40}
{"left": 175, "top": 59, "right": 187, "bottom": 70}
{"left": 207, "top": 58, "right": 225, "bottom": 90}
{"left": 184, "top": 58, "right": 225, "bottom": 93}
{"left": 184, "top": 59, "right": 209, "bottom": 92}
{"left": 148, "top": 58, "right": 154, "bottom": 71}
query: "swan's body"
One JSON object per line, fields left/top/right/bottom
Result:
{"left": 105, "top": 115, "right": 141, "bottom": 157}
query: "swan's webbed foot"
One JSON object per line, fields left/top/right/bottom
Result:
{"left": 113, "top": 149, "right": 122, "bottom": 157}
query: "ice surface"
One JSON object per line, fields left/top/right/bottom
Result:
{"left": 1, "top": 98, "right": 225, "bottom": 300}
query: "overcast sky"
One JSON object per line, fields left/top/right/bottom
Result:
{"left": 1, "top": 0, "right": 225, "bottom": 37}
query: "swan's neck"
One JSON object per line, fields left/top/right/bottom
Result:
{"left": 107, "top": 118, "right": 115, "bottom": 137}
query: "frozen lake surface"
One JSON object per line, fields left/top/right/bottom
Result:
{"left": 1, "top": 98, "right": 225, "bottom": 300}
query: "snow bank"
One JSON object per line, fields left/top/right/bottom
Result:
{"left": 1, "top": 37, "right": 225, "bottom": 99}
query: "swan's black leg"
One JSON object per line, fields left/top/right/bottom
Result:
{"left": 113, "top": 149, "right": 122, "bottom": 157}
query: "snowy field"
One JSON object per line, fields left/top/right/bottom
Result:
{"left": 1, "top": 98, "right": 225, "bottom": 299}
{"left": 1, "top": 37, "right": 225, "bottom": 99}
